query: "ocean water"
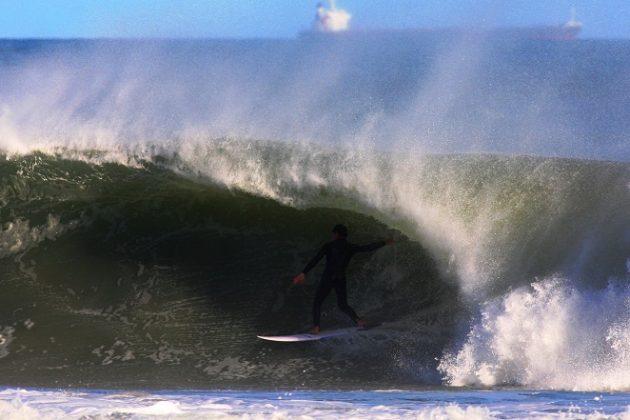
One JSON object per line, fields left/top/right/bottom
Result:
{"left": 0, "top": 37, "right": 629, "bottom": 417}
{"left": 1, "top": 388, "right": 629, "bottom": 419}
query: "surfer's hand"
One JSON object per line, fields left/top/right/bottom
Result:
{"left": 292, "top": 273, "right": 305, "bottom": 286}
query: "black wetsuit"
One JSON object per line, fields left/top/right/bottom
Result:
{"left": 302, "top": 238, "right": 386, "bottom": 327}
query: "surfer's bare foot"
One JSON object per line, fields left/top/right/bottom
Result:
{"left": 356, "top": 319, "right": 367, "bottom": 328}
{"left": 310, "top": 326, "right": 320, "bottom": 335}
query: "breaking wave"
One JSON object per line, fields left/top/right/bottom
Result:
{"left": 0, "top": 140, "right": 628, "bottom": 391}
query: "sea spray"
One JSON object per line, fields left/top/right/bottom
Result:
{"left": 1, "top": 39, "right": 630, "bottom": 160}
{"left": 439, "top": 277, "right": 630, "bottom": 391}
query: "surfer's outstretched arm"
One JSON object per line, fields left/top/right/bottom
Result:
{"left": 303, "top": 243, "right": 328, "bottom": 273}
{"left": 293, "top": 243, "right": 328, "bottom": 285}
{"left": 353, "top": 239, "right": 393, "bottom": 253}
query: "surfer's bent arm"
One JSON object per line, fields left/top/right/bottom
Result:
{"left": 302, "top": 244, "right": 328, "bottom": 274}
{"left": 293, "top": 243, "right": 329, "bottom": 286}
{"left": 353, "top": 240, "right": 388, "bottom": 253}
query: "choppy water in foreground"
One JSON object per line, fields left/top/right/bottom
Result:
{"left": 0, "top": 388, "right": 629, "bottom": 419}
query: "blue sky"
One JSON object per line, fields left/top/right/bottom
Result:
{"left": 0, "top": 0, "right": 628, "bottom": 39}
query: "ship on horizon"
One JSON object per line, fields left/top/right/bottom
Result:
{"left": 305, "top": 1, "right": 583, "bottom": 41}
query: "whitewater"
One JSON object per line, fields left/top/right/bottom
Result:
{"left": 0, "top": 37, "right": 629, "bottom": 417}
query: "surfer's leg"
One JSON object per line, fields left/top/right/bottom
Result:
{"left": 312, "top": 278, "right": 333, "bottom": 329}
{"left": 334, "top": 278, "right": 360, "bottom": 323}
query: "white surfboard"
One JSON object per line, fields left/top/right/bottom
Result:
{"left": 257, "top": 327, "right": 360, "bottom": 342}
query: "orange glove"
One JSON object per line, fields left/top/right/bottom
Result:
{"left": 292, "top": 272, "right": 306, "bottom": 286}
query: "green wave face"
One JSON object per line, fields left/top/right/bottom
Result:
{"left": 0, "top": 151, "right": 453, "bottom": 388}
{"left": 0, "top": 144, "right": 628, "bottom": 389}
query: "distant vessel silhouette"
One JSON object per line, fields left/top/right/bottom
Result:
{"left": 313, "top": 0, "right": 351, "bottom": 33}
{"left": 304, "top": 1, "right": 582, "bottom": 41}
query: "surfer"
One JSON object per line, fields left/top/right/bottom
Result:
{"left": 292, "top": 224, "right": 394, "bottom": 334}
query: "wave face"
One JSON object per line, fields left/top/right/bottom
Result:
{"left": 0, "top": 150, "right": 456, "bottom": 388}
{"left": 0, "top": 144, "right": 628, "bottom": 390}
{"left": 0, "top": 39, "right": 629, "bottom": 391}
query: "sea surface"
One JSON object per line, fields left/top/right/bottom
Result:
{"left": 0, "top": 37, "right": 629, "bottom": 418}
{"left": 1, "top": 388, "right": 630, "bottom": 419}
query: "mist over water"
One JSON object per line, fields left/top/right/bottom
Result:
{"left": 1, "top": 38, "right": 629, "bottom": 160}
{"left": 0, "top": 38, "right": 629, "bottom": 391}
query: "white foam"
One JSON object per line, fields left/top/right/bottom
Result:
{"left": 1, "top": 388, "right": 628, "bottom": 419}
{"left": 0, "top": 215, "right": 78, "bottom": 258}
{"left": 439, "top": 277, "right": 630, "bottom": 391}
{"left": 0, "top": 327, "right": 16, "bottom": 359}
{"left": 0, "top": 389, "right": 496, "bottom": 420}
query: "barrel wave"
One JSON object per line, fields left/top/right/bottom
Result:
{"left": 0, "top": 141, "right": 628, "bottom": 390}
{"left": 0, "top": 146, "right": 451, "bottom": 389}
{"left": 1, "top": 37, "right": 630, "bottom": 392}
